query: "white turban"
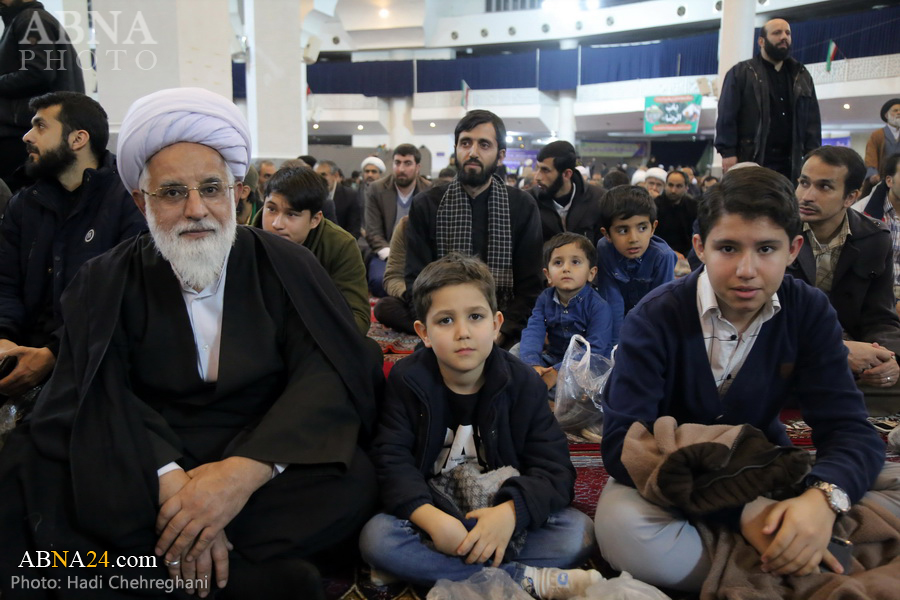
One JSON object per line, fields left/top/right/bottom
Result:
{"left": 645, "top": 167, "right": 668, "bottom": 183}
{"left": 116, "top": 87, "right": 251, "bottom": 192}
{"left": 360, "top": 156, "right": 385, "bottom": 173}
{"left": 630, "top": 170, "right": 646, "bottom": 185}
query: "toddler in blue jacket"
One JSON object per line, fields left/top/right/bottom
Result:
{"left": 595, "top": 185, "right": 677, "bottom": 345}
{"left": 519, "top": 233, "right": 612, "bottom": 390}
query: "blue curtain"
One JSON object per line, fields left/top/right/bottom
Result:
{"left": 307, "top": 60, "right": 414, "bottom": 97}
{"left": 416, "top": 52, "right": 537, "bottom": 93}
{"left": 538, "top": 49, "right": 578, "bottom": 91}
{"left": 232, "top": 62, "right": 246, "bottom": 99}
{"left": 581, "top": 32, "right": 719, "bottom": 85}
{"left": 782, "top": 5, "right": 900, "bottom": 64}
{"left": 294, "top": 6, "right": 899, "bottom": 96}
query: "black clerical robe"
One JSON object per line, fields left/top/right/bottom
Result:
{"left": 0, "top": 227, "right": 379, "bottom": 597}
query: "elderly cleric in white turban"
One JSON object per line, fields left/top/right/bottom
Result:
{"left": 116, "top": 87, "right": 252, "bottom": 192}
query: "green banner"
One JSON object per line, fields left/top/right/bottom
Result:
{"left": 644, "top": 94, "right": 702, "bottom": 135}
{"left": 579, "top": 141, "right": 648, "bottom": 158}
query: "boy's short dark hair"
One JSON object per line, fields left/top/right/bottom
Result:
{"left": 29, "top": 91, "right": 109, "bottom": 160}
{"left": 602, "top": 170, "right": 630, "bottom": 189}
{"left": 702, "top": 175, "right": 719, "bottom": 185}
{"left": 264, "top": 166, "right": 326, "bottom": 214}
{"left": 697, "top": 167, "right": 800, "bottom": 242}
{"left": 536, "top": 141, "right": 577, "bottom": 176}
{"left": 439, "top": 166, "right": 458, "bottom": 179}
{"left": 599, "top": 185, "right": 657, "bottom": 232}
{"left": 393, "top": 143, "right": 421, "bottom": 164}
{"left": 543, "top": 232, "right": 597, "bottom": 269}
{"left": 805, "top": 146, "right": 866, "bottom": 196}
{"left": 454, "top": 110, "right": 507, "bottom": 152}
{"left": 412, "top": 253, "right": 497, "bottom": 323}
{"left": 882, "top": 153, "right": 900, "bottom": 180}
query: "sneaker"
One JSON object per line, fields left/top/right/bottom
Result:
{"left": 521, "top": 567, "right": 603, "bottom": 600}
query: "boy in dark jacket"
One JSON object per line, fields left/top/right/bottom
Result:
{"left": 595, "top": 167, "right": 895, "bottom": 593}
{"left": 360, "top": 253, "right": 599, "bottom": 599}
{"left": 595, "top": 185, "right": 676, "bottom": 345}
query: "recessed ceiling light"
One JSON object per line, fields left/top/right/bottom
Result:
{"left": 505, "top": 135, "right": 513, "bottom": 144}
{"left": 843, "top": 103, "right": 850, "bottom": 109}
{"left": 357, "top": 124, "right": 364, "bottom": 130}
{"left": 312, "top": 123, "right": 319, "bottom": 129}
{"left": 379, "top": 8, "right": 389, "bottom": 18}
{"left": 429, "top": 122, "right": 436, "bottom": 128}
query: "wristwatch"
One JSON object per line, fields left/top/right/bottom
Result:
{"left": 809, "top": 480, "right": 851, "bottom": 516}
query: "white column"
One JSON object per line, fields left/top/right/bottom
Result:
{"left": 91, "top": 0, "right": 233, "bottom": 133}
{"left": 245, "top": 0, "right": 306, "bottom": 160}
{"left": 714, "top": 0, "right": 756, "bottom": 171}
{"left": 388, "top": 49, "right": 415, "bottom": 150}
{"left": 556, "top": 39, "right": 578, "bottom": 144}
{"left": 717, "top": 0, "right": 756, "bottom": 83}
{"left": 389, "top": 97, "right": 414, "bottom": 150}
{"left": 41, "top": 0, "right": 96, "bottom": 97}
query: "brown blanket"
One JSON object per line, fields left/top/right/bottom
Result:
{"left": 698, "top": 499, "right": 900, "bottom": 600}
{"left": 622, "top": 417, "right": 900, "bottom": 599}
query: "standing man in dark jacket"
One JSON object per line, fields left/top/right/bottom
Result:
{"left": 715, "top": 18, "right": 821, "bottom": 182}
{"left": 0, "top": 91, "right": 145, "bottom": 396}
{"left": 405, "top": 110, "right": 543, "bottom": 347}
{"left": 0, "top": 0, "right": 85, "bottom": 185}
{"left": 532, "top": 140, "right": 604, "bottom": 245}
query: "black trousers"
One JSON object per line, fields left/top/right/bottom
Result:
{"left": 0, "top": 432, "right": 377, "bottom": 599}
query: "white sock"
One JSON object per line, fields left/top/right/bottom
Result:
{"left": 520, "top": 566, "right": 603, "bottom": 599}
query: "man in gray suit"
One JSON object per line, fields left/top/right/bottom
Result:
{"left": 364, "top": 143, "right": 431, "bottom": 296}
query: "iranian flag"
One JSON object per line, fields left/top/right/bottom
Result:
{"left": 825, "top": 40, "right": 839, "bottom": 72}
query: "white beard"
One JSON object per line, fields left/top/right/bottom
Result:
{"left": 888, "top": 115, "right": 900, "bottom": 130}
{"left": 146, "top": 201, "right": 237, "bottom": 291}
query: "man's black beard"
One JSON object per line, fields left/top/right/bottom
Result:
{"left": 24, "top": 139, "right": 78, "bottom": 180}
{"left": 538, "top": 173, "right": 566, "bottom": 204}
{"left": 458, "top": 156, "right": 497, "bottom": 188}
{"left": 764, "top": 38, "right": 791, "bottom": 63}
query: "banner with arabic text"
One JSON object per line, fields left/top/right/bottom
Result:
{"left": 644, "top": 94, "right": 701, "bottom": 135}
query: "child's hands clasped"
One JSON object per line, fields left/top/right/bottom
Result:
{"left": 456, "top": 500, "right": 517, "bottom": 567}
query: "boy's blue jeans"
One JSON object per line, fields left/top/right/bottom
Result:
{"left": 358, "top": 507, "right": 595, "bottom": 587}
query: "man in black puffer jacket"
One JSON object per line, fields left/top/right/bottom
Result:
{"left": 0, "top": 91, "right": 145, "bottom": 396}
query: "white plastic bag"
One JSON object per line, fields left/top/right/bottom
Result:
{"left": 554, "top": 334, "right": 612, "bottom": 438}
{"left": 426, "top": 568, "right": 533, "bottom": 600}
{"left": 573, "top": 571, "right": 671, "bottom": 600}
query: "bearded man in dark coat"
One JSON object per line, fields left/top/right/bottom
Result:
{"left": 0, "top": 87, "right": 379, "bottom": 600}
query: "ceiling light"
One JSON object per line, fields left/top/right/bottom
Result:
{"left": 843, "top": 103, "right": 850, "bottom": 110}
{"left": 312, "top": 123, "right": 319, "bottom": 130}
{"left": 379, "top": 8, "right": 389, "bottom": 18}
{"left": 505, "top": 135, "right": 513, "bottom": 144}
{"left": 429, "top": 122, "right": 436, "bottom": 128}
{"left": 357, "top": 124, "right": 364, "bottom": 131}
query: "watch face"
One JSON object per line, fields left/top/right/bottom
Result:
{"left": 832, "top": 486, "right": 851, "bottom": 513}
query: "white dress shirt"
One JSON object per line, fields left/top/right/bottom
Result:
{"left": 696, "top": 269, "right": 780, "bottom": 396}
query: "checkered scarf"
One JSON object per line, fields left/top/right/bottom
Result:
{"left": 436, "top": 175, "right": 514, "bottom": 308}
